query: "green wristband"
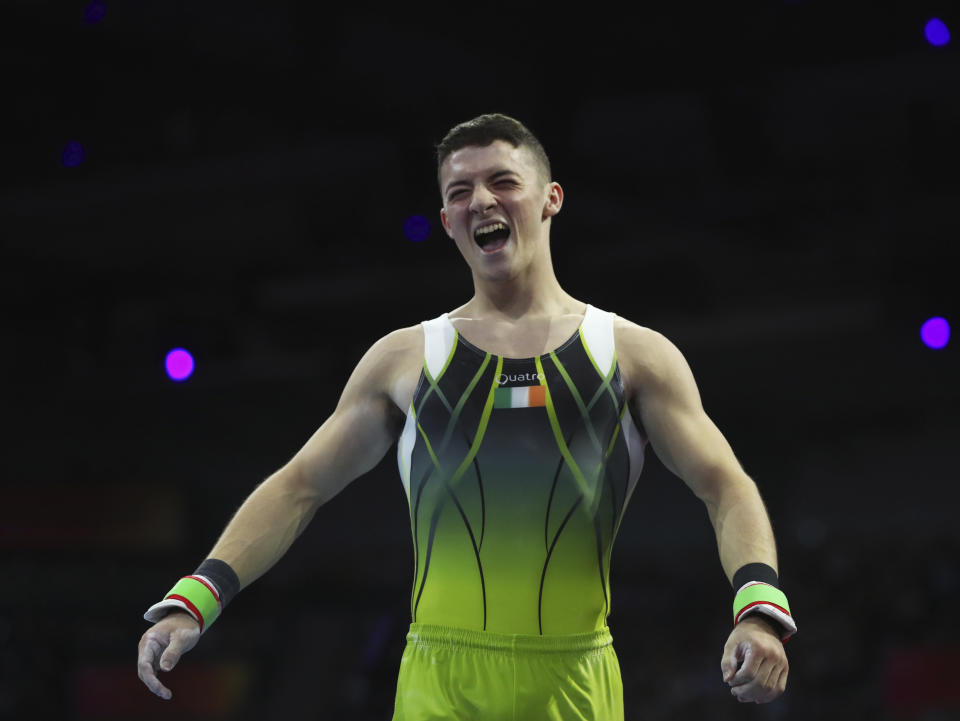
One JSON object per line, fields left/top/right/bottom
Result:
{"left": 150, "top": 575, "right": 223, "bottom": 633}
{"left": 732, "top": 582, "right": 796, "bottom": 641}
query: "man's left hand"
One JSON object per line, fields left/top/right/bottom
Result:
{"left": 720, "top": 615, "right": 789, "bottom": 703}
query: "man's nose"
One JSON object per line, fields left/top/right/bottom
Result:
{"left": 469, "top": 186, "right": 497, "bottom": 214}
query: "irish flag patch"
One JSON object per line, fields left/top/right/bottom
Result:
{"left": 494, "top": 385, "right": 546, "bottom": 409}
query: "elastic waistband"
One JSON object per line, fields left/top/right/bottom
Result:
{"left": 405, "top": 623, "right": 613, "bottom": 655}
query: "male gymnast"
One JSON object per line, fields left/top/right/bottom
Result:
{"left": 138, "top": 113, "right": 796, "bottom": 720}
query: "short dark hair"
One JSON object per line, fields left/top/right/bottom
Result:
{"left": 436, "top": 113, "right": 552, "bottom": 187}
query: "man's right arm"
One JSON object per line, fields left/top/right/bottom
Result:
{"left": 204, "top": 324, "right": 420, "bottom": 588}
{"left": 137, "top": 326, "right": 422, "bottom": 699}
{"left": 210, "top": 331, "right": 422, "bottom": 588}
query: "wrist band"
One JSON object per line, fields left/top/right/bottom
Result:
{"left": 143, "top": 559, "right": 240, "bottom": 634}
{"left": 732, "top": 562, "right": 779, "bottom": 590}
{"left": 733, "top": 581, "right": 797, "bottom": 641}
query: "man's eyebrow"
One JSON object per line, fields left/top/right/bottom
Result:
{"left": 488, "top": 169, "right": 520, "bottom": 182}
{"left": 444, "top": 169, "right": 520, "bottom": 195}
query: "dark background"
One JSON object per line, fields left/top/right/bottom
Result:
{"left": 2, "top": 2, "right": 958, "bottom": 719}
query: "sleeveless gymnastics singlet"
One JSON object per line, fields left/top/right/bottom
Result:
{"left": 396, "top": 304, "right": 648, "bottom": 636}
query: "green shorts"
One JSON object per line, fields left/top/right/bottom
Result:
{"left": 392, "top": 623, "right": 624, "bottom": 721}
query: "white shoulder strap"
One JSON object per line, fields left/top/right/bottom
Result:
{"left": 581, "top": 304, "right": 648, "bottom": 501}
{"left": 579, "top": 304, "right": 616, "bottom": 377}
{"left": 399, "top": 313, "right": 454, "bottom": 501}
{"left": 422, "top": 313, "right": 457, "bottom": 380}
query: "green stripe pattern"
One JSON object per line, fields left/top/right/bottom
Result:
{"left": 733, "top": 583, "right": 791, "bottom": 622}
{"left": 405, "top": 314, "right": 641, "bottom": 635}
{"left": 165, "top": 576, "right": 221, "bottom": 630}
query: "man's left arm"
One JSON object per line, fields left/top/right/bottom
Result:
{"left": 616, "top": 319, "right": 793, "bottom": 704}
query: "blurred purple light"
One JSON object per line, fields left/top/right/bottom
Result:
{"left": 62, "top": 141, "right": 84, "bottom": 168}
{"left": 403, "top": 215, "right": 431, "bottom": 242}
{"left": 83, "top": 1, "right": 106, "bottom": 24}
{"left": 925, "top": 18, "right": 950, "bottom": 47}
{"left": 920, "top": 317, "right": 950, "bottom": 349}
{"left": 165, "top": 348, "right": 195, "bottom": 381}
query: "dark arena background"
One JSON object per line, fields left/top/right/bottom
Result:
{"left": 3, "top": 3, "right": 958, "bottom": 720}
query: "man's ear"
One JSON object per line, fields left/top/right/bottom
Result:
{"left": 543, "top": 181, "right": 564, "bottom": 220}
{"left": 440, "top": 207, "right": 454, "bottom": 238}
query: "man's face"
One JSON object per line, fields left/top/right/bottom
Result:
{"left": 439, "top": 140, "right": 562, "bottom": 280}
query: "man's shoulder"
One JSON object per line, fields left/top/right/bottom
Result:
{"left": 375, "top": 323, "right": 425, "bottom": 352}
{"left": 611, "top": 314, "right": 687, "bottom": 385}
{"left": 361, "top": 324, "right": 424, "bottom": 374}
{"left": 346, "top": 324, "right": 424, "bottom": 413}
{"left": 612, "top": 314, "right": 672, "bottom": 356}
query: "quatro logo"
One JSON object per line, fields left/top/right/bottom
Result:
{"left": 498, "top": 372, "right": 544, "bottom": 385}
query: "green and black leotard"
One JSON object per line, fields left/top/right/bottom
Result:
{"left": 396, "top": 304, "right": 647, "bottom": 635}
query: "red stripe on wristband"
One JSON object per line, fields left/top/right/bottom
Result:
{"left": 168, "top": 594, "right": 205, "bottom": 633}
{"left": 734, "top": 599, "right": 791, "bottom": 625}
{"left": 186, "top": 575, "right": 222, "bottom": 609}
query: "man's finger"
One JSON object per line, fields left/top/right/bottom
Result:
{"left": 720, "top": 641, "right": 742, "bottom": 683}
{"left": 159, "top": 631, "right": 188, "bottom": 671}
{"left": 730, "top": 672, "right": 762, "bottom": 703}
{"left": 734, "top": 658, "right": 784, "bottom": 704}
{"left": 730, "top": 657, "right": 774, "bottom": 703}
{"left": 731, "top": 682, "right": 750, "bottom": 701}
{"left": 138, "top": 635, "right": 158, "bottom": 667}
{"left": 137, "top": 660, "right": 173, "bottom": 700}
{"left": 764, "top": 665, "right": 788, "bottom": 702}
{"left": 137, "top": 638, "right": 173, "bottom": 700}
{"left": 752, "top": 660, "right": 778, "bottom": 702}
{"left": 729, "top": 646, "right": 761, "bottom": 686}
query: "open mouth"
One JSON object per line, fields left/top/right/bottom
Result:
{"left": 474, "top": 222, "right": 510, "bottom": 254}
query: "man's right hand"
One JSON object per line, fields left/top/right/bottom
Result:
{"left": 137, "top": 611, "right": 200, "bottom": 700}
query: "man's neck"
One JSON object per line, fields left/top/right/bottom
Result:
{"left": 461, "top": 266, "right": 578, "bottom": 322}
